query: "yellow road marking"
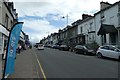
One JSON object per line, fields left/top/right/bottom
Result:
{"left": 34, "top": 53, "right": 47, "bottom": 80}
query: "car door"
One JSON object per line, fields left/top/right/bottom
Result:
{"left": 113, "top": 50, "right": 120, "bottom": 59}
{"left": 107, "top": 46, "right": 117, "bottom": 59}
{"left": 109, "top": 47, "right": 120, "bottom": 59}
{"left": 100, "top": 46, "right": 109, "bottom": 57}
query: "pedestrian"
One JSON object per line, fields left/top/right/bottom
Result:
{"left": 18, "top": 44, "right": 22, "bottom": 54}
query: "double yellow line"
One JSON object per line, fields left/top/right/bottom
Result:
{"left": 34, "top": 53, "right": 47, "bottom": 80}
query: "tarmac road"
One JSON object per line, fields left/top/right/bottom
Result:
{"left": 35, "top": 47, "right": 119, "bottom": 78}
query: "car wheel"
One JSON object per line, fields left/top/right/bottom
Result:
{"left": 83, "top": 52, "right": 87, "bottom": 55}
{"left": 74, "top": 50, "right": 78, "bottom": 54}
{"left": 97, "top": 52, "right": 102, "bottom": 58}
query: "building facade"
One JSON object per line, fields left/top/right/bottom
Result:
{"left": 0, "top": 1, "right": 18, "bottom": 54}
{"left": 78, "top": 16, "right": 95, "bottom": 44}
{"left": 95, "top": 1, "right": 120, "bottom": 46}
{"left": 40, "top": 1, "right": 120, "bottom": 48}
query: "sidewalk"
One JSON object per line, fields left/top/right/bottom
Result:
{"left": 7, "top": 48, "right": 40, "bottom": 78}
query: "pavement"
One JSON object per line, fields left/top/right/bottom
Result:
{"left": 1, "top": 48, "right": 40, "bottom": 79}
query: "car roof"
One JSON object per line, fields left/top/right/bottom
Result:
{"left": 101, "top": 45, "right": 118, "bottom": 48}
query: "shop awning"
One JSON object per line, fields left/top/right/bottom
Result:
{"left": 0, "top": 24, "right": 9, "bottom": 36}
{"left": 97, "top": 24, "right": 118, "bottom": 35}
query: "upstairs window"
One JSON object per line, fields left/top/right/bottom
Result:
{"left": 80, "top": 27, "right": 83, "bottom": 34}
{"left": 101, "top": 12, "right": 104, "bottom": 19}
{"left": 5, "top": 14, "right": 9, "bottom": 28}
{"left": 89, "top": 22, "right": 93, "bottom": 30}
{"left": 119, "top": 3, "right": 120, "bottom": 11}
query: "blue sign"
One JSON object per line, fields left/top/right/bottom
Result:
{"left": 4, "top": 22, "right": 23, "bottom": 75}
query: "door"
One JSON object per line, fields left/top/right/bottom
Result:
{"left": 109, "top": 46, "right": 119, "bottom": 59}
{"left": 100, "top": 46, "right": 109, "bottom": 57}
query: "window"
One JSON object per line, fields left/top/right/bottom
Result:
{"left": 80, "top": 27, "right": 83, "bottom": 34}
{"left": 92, "top": 35, "right": 95, "bottom": 41}
{"left": 10, "top": 20, "right": 13, "bottom": 29}
{"left": 89, "top": 22, "right": 93, "bottom": 30}
{"left": 101, "top": 12, "right": 104, "bottom": 19}
{"left": 101, "top": 46, "right": 109, "bottom": 50}
{"left": 109, "top": 46, "right": 116, "bottom": 51}
{"left": 119, "top": 3, "right": 120, "bottom": 11}
{"left": 5, "top": 14, "right": 9, "bottom": 28}
{"left": 118, "top": 12, "right": 120, "bottom": 25}
{"left": 109, "top": 16, "right": 114, "bottom": 25}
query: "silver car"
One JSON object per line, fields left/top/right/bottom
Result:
{"left": 96, "top": 45, "right": 120, "bottom": 60}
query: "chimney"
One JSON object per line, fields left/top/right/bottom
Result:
{"left": 100, "top": 1, "right": 112, "bottom": 10}
{"left": 82, "top": 14, "right": 92, "bottom": 20}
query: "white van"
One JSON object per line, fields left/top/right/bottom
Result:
{"left": 37, "top": 44, "right": 44, "bottom": 50}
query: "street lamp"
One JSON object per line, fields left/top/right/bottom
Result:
{"left": 62, "top": 14, "right": 69, "bottom": 26}
{"left": 46, "top": 31, "right": 50, "bottom": 36}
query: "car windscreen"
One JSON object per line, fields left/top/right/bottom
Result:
{"left": 75, "top": 45, "right": 83, "bottom": 48}
{"left": 38, "top": 44, "right": 43, "bottom": 46}
{"left": 85, "top": 45, "right": 92, "bottom": 49}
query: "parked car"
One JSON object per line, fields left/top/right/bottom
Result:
{"left": 96, "top": 45, "right": 120, "bottom": 60}
{"left": 74, "top": 45, "right": 96, "bottom": 55}
{"left": 37, "top": 44, "right": 44, "bottom": 50}
{"left": 52, "top": 45, "right": 60, "bottom": 49}
{"left": 59, "top": 45, "right": 70, "bottom": 51}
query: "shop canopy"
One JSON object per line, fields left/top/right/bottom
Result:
{"left": 97, "top": 24, "right": 118, "bottom": 35}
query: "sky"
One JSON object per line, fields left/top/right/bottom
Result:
{"left": 9, "top": 0, "right": 119, "bottom": 43}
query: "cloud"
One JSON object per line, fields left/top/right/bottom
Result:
{"left": 20, "top": 18, "right": 59, "bottom": 43}
{"left": 9, "top": 0, "right": 119, "bottom": 43}
{"left": 12, "top": 0, "right": 119, "bottom": 20}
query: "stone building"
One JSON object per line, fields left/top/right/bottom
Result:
{"left": 0, "top": 1, "right": 18, "bottom": 55}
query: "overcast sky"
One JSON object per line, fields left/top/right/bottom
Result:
{"left": 9, "top": 0, "right": 119, "bottom": 43}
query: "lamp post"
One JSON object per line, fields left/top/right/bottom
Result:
{"left": 62, "top": 14, "right": 69, "bottom": 26}
{"left": 46, "top": 31, "right": 50, "bottom": 36}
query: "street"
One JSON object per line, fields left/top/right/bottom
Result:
{"left": 34, "top": 47, "right": 119, "bottom": 78}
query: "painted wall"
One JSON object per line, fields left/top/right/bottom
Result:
{"left": 2, "top": 2, "right": 14, "bottom": 29}
{"left": 78, "top": 17, "right": 96, "bottom": 44}
{"left": 95, "top": 3, "right": 119, "bottom": 45}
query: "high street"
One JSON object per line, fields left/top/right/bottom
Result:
{"left": 34, "top": 48, "right": 119, "bottom": 78}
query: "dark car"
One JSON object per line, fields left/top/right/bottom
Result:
{"left": 74, "top": 45, "right": 96, "bottom": 55}
{"left": 59, "top": 45, "right": 70, "bottom": 51}
{"left": 52, "top": 45, "right": 60, "bottom": 49}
